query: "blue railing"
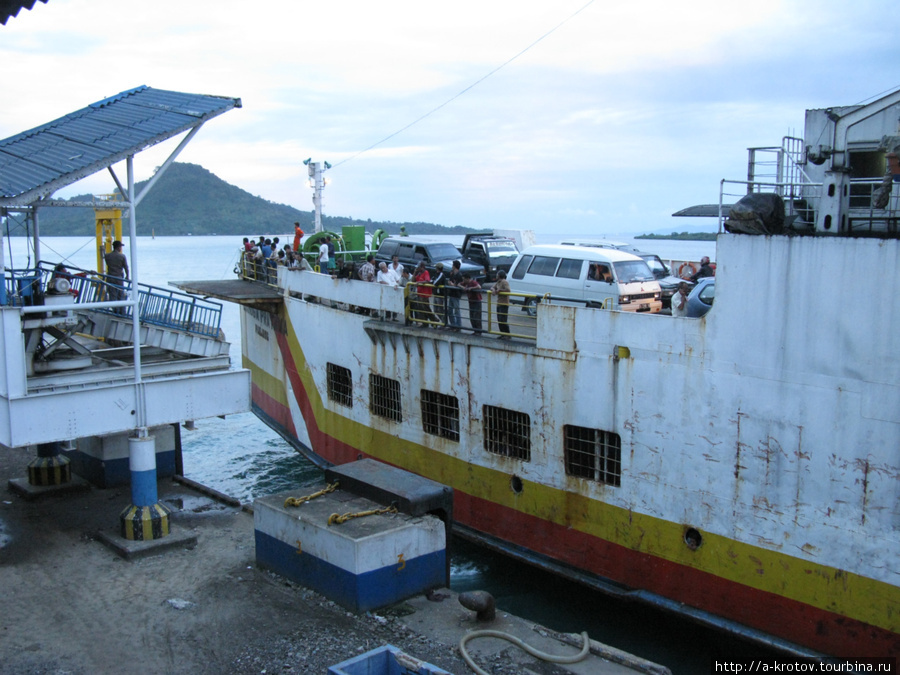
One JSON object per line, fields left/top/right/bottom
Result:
{"left": 4, "top": 262, "right": 223, "bottom": 339}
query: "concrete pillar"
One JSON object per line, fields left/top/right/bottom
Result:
{"left": 119, "top": 434, "right": 171, "bottom": 540}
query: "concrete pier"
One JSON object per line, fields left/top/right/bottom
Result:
{"left": 0, "top": 444, "right": 666, "bottom": 675}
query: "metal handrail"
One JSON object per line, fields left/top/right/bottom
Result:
{"left": 4, "top": 261, "right": 223, "bottom": 339}
{"left": 405, "top": 282, "right": 543, "bottom": 340}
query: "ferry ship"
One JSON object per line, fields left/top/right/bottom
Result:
{"left": 222, "top": 90, "right": 900, "bottom": 657}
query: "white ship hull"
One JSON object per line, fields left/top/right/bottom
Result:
{"left": 241, "top": 233, "right": 899, "bottom": 657}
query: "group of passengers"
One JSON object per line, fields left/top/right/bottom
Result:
{"left": 240, "top": 233, "right": 508, "bottom": 334}
{"left": 241, "top": 236, "right": 314, "bottom": 280}
{"left": 407, "top": 259, "right": 495, "bottom": 334}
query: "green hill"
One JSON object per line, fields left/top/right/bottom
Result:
{"left": 34, "top": 162, "right": 474, "bottom": 237}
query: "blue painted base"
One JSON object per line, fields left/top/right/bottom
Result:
{"left": 62, "top": 449, "right": 176, "bottom": 488}
{"left": 328, "top": 645, "right": 451, "bottom": 675}
{"left": 255, "top": 530, "right": 446, "bottom": 613}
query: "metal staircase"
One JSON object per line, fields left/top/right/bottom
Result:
{"left": 8, "top": 263, "right": 231, "bottom": 359}
{"left": 81, "top": 311, "right": 230, "bottom": 358}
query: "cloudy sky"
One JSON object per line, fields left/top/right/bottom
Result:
{"left": 2, "top": 0, "right": 898, "bottom": 235}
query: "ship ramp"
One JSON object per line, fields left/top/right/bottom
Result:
{"left": 169, "top": 279, "right": 283, "bottom": 309}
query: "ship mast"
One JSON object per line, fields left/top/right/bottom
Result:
{"left": 303, "top": 158, "right": 331, "bottom": 233}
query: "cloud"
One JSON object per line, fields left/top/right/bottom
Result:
{"left": 2, "top": 0, "right": 898, "bottom": 236}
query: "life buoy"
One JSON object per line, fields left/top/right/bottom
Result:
{"left": 678, "top": 262, "right": 698, "bottom": 279}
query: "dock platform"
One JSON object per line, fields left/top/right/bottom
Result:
{"left": 0, "top": 444, "right": 667, "bottom": 675}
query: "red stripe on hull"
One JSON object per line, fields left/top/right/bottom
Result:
{"left": 251, "top": 382, "right": 297, "bottom": 439}
{"left": 255, "top": 314, "right": 899, "bottom": 658}
{"left": 455, "top": 491, "right": 899, "bottom": 658}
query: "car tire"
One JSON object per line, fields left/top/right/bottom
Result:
{"left": 524, "top": 297, "right": 538, "bottom": 317}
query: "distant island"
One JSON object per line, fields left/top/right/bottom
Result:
{"left": 635, "top": 231, "right": 717, "bottom": 241}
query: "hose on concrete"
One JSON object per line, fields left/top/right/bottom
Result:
{"left": 458, "top": 629, "right": 591, "bottom": 675}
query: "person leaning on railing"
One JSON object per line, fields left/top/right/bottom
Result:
{"left": 490, "top": 270, "right": 511, "bottom": 339}
{"left": 412, "top": 261, "right": 438, "bottom": 326}
{"left": 459, "top": 273, "right": 483, "bottom": 333}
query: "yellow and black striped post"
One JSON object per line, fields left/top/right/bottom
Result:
{"left": 27, "top": 442, "right": 71, "bottom": 486}
{"left": 119, "top": 503, "right": 172, "bottom": 540}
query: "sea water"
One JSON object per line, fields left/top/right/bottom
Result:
{"left": 5, "top": 233, "right": 776, "bottom": 673}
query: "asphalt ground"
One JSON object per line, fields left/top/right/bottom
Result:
{"left": 0, "top": 444, "right": 660, "bottom": 675}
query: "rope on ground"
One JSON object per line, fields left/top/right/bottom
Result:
{"left": 328, "top": 505, "right": 398, "bottom": 526}
{"left": 283, "top": 481, "right": 339, "bottom": 508}
{"left": 458, "top": 629, "right": 590, "bottom": 675}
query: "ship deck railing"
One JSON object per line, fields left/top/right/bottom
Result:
{"left": 721, "top": 176, "right": 900, "bottom": 234}
{"left": 404, "top": 283, "right": 542, "bottom": 340}
{"left": 238, "top": 253, "right": 672, "bottom": 342}
{"left": 237, "top": 249, "right": 363, "bottom": 284}
{"left": 240, "top": 259, "right": 656, "bottom": 342}
{"left": 729, "top": 137, "right": 900, "bottom": 233}
{"left": 4, "top": 261, "right": 223, "bottom": 338}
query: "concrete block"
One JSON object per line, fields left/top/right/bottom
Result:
{"left": 254, "top": 487, "right": 446, "bottom": 613}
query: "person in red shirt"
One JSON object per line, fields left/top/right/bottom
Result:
{"left": 459, "top": 273, "right": 483, "bottom": 332}
{"left": 292, "top": 223, "right": 304, "bottom": 252}
{"left": 412, "top": 262, "right": 437, "bottom": 325}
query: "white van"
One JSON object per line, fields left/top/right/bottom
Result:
{"left": 508, "top": 244, "right": 662, "bottom": 314}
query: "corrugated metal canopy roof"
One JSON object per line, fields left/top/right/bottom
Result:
{"left": 0, "top": 0, "right": 47, "bottom": 25}
{"left": 0, "top": 85, "right": 241, "bottom": 207}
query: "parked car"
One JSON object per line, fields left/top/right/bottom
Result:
{"left": 374, "top": 237, "right": 484, "bottom": 281}
{"left": 638, "top": 253, "right": 685, "bottom": 309}
{"left": 461, "top": 233, "right": 519, "bottom": 282}
{"left": 685, "top": 277, "right": 715, "bottom": 317}
{"left": 557, "top": 239, "right": 683, "bottom": 308}
{"left": 509, "top": 244, "right": 662, "bottom": 314}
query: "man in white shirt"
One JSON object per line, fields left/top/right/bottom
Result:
{"left": 376, "top": 262, "right": 399, "bottom": 320}
{"left": 317, "top": 239, "right": 329, "bottom": 271}
{"left": 671, "top": 282, "right": 690, "bottom": 317}
{"left": 387, "top": 255, "right": 404, "bottom": 285}
{"left": 376, "top": 262, "right": 397, "bottom": 286}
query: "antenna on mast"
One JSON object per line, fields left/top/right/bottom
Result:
{"left": 303, "top": 158, "right": 331, "bottom": 233}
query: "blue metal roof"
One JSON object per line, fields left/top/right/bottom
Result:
{"left": 0, "top": 86, "right": 241, "bottom": 207}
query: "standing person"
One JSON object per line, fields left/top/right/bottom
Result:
{"left": 264, "top": 239, "right": 277, "bottom": 282}
{"left": 459, "top": 273, "right": 483, "bottom": 332}
{"left": 317, "top": 237, "right": 330, "bottom": 272}
{"left": 671, "top": 282, "right": 690, "bottom": 317}
{"left": 104, "top": 240, "right": 129, "bottom": 312}
{"left": 293, "top": 222, "right": 304, "bottom": 252}
{"left": 431, "top": 262, "right": 447, "bottom": 326}
{"left": 412, "top": 261, "right": 437, "bottom": 325}
{"left": 326, "top": 236, "right": 336, "bottom": 273}
{"left": 282, "top": 244, "right": 295, "bottom": 268}
{"left": 387, "top": 255, "right": 404, "bottom": 284}
{"left": 358, "top": 254, "right": 376, "bottom": 282}
{"left": 689, "top": 256, "right": 714, "bottom": 282}
{"left": 445, "top": 260, "right": 463, "bottom": 330}
{"left": 242, "top": 237, "right": 251, "bottom": 252}
{"left": 376, "top": 262, "right": 397, "bottom": 286}
{"left": 490, "top": 270, "right": 511, "bottom": 338}
{"left": 377, "top": 262, "right": 399, "bottom": 320}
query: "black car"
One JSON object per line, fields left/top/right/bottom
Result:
{"left": 374, "top": 237, "right": 485, "bottom": 281}
{"left": 460, "top": 233, "right": 519, "bottom": 282}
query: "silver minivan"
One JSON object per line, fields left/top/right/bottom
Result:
{"left": 508, "top": 244, "right": 662, "bottom": 314}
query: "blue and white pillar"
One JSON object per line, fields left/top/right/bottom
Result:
{"left": 119, "top": 434, "right": 171, "bottom": 540}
